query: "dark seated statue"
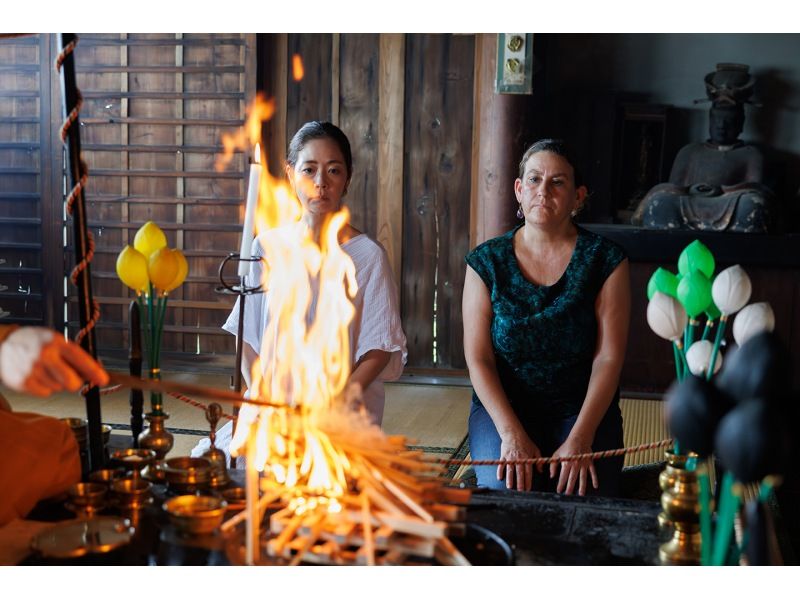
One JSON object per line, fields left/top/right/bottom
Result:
{"left": 632, "top": 103, "right": 775, "bottom": 233}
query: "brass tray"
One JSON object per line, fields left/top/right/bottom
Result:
{"left": 30, "top": 516, "right": 134, "bottom": 559}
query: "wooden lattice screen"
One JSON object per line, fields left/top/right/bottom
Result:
{"left": 0, "top": 35, "right": 61, "bottom": 330}
{"left": 64, "top": 33, "right": 257, "bottom": 371}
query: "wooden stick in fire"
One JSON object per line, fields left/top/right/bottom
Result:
{"left": 106, "top": 372, "right": 291, "bottom": 410}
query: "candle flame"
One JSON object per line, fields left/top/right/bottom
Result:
{"left": 254, "top": 143, "right": 261, "bottom": 165}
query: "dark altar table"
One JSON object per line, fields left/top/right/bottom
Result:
{"left": 21, "top": 474, "right": 664, "bottom": 566}
{"left": 465, "top": 489, "right": 661, "bottom": 565}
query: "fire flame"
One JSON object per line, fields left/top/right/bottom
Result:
{"left": 292, "top": 54, "right": 304, "bottom": 81}
{"left": 220, "top": 97, "right": 463, "bottom": 566}
{"left": 226, "top": 95, "right": 360, "bottom": 501}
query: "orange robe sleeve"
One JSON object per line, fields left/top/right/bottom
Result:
{"left": 0, "top": 411, "right": 80, "bottom": 526}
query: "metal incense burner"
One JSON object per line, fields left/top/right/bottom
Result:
{"left": 200, "top": 403, "right": 230, "bottom": 488}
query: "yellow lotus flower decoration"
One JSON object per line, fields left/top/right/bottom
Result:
{"left": 115, "top": 221, "right": 189, "bottom": 415}
{"left": 116, "top": 245, "right": 149, "bottom": 293}
{"left": 134, "top": 220, "right": 168, "bottom": 259}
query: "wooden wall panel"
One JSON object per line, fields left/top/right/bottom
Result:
{"left": 401, "top": 34, "right": 475, "bottom": 370}
{"left": 338, "top": 34, "right": 380, "bottom": 238}
{"left": 286, "top": 34, "right": 332, "bottom": 136}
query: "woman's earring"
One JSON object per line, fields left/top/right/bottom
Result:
{"left": 570, "top": 209, "right": 578, "bottom": 218}
{"left": 516, "top": 204, "right": 524, "bottom": 219}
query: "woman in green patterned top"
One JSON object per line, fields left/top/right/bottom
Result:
{"left": 463, "top": 139, "right": 630, "bottom": 496}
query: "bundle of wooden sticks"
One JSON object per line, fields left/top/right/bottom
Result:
{"left": 222, "top": 430, "right": 473, "bottom": 566}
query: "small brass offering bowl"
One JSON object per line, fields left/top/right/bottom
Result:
{"left": 88, "top": 468, "right": 125, "bottom": 486}
{"left": 163, "top": 495, "right": 227, "bottom": 535}
{"left": 66, "top": 482, "right": 107, "bottom": 511}
{"left": 110, "top": 448, "right": 157, "bottom": 475}
{"left": 111, "top": 478, "right": 152, "bottom": 508}
{"left": 220, "top": 487, "right": 246, "bottom": 510}
{"left": 163, "top": 457, "right": 212, "bottom": 492}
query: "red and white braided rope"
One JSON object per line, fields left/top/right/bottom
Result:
{"left": 97, "top": 385, "right": 234, "bottom": 421}
{"left": 166, "top": 390, "right": 235, "bottom": 421}
{"left": 95, "top": 380, "right": 670, "bottom": 461}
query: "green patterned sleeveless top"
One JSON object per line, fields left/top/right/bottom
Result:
{"left": 465, "top": 224, "right": 626, "bottom": 420}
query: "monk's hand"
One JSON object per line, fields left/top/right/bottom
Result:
{"left": 550, "top": 434, "right": 598, "bottom": 496}
{"left": 0, "top": 327, "right": 108, "bottom": 397}
{"left": 498, "top": 428, "right": 542, "bottom": 492}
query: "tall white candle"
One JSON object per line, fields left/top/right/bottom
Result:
{"left": 238, "top": 144, "right": 262, "bottom": 277}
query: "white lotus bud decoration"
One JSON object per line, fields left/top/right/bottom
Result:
{"left": 685, "top": 339, "right": 723, "bottom": 376}
{"left": 647, "top": 292, "right": 687, "bottom": 341}
{"left": 732, "top": 302, "right": 775, "bottom": 346}
{"left": 711, "top": 265, "right": 752, "bottom": 316}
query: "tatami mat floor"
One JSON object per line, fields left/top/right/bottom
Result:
{"left": 3, "top": 371, "right": 472, "bottom": 459}
{"left": 5, "top": 369, "right": 667, "bottom": 470}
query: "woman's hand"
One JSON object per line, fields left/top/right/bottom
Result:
{"left": 498, "top": 428, "right": 543, "bottom": 491}
{"left": 550, "top": 434, "right": 598, "bottom": 496}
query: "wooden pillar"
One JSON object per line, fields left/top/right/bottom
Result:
{"left": 470, "top": 34, "right": 530, "bottom": 248}
{"left": 377, "top": 33, "right": 405, "bottom": 287}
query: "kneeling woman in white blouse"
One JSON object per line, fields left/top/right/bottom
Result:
{"left": 193, "top": 121, "right": 407, "bottom": 464}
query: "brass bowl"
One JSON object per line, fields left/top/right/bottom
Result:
{"left": 66, "top": 482, "right": 107, "bottom": 509}
{"left": 88, "top": 468, "right": 125, "bottom": 486}
{"left": 60, "top": 417, "right": 87, "bottom": 433}
{"left": 101, "top": 424, "right": 112, "bottom": 445}
{"left": 163, "top": 457, "right": 212, "bottom": 492}
{"left": 111, "top": 478, "right": 153, "bottom": 508}
{"left": 220, "top": 487, "right": 246, "bottom": 510}
{"left": 60, "top": 417, "right": 88, "bottom": 449}
{"left": 163, "top": 495, "right": 227, "bottom": 535}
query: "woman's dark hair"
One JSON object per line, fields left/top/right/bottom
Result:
{"left": 517, "top": 138, "right": 584, "bottom": 188}
{"left": 286, "top": 121, "right": 353, "bottom": 180}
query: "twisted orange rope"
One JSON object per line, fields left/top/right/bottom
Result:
{"left": 166, "top": 390, "right": 235, "bottom": 421}
{"left": 55, "top": 36, "right": 82, "bottom": 143}
{"left": 96, "top": 383, "right": 235, "bottom": 421}
{"left": 96, "top": 378, "right": 669, "bottom": 461}
{"left": 54, "top": 35, "right": 99, "bottom": 347}
{"left": 436, "top": 438, "right": 673, "bottom": 466}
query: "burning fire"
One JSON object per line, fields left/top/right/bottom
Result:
{"left": 292, "top": 54, "right": 304, "bottom": 81}
{"left": 225, "top": 92, "right": 360, "bottom": 501}
{"left": 221, "top": 94, "right": 469, "bottom": 566}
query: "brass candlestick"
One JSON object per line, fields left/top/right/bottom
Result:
{"left": 657, "top": 449, "right": 688, "bottom": 530}
{"left": 201, "top": 403, "right": 230, "bottom": 488}
{"left": 658, "top": 452, "right": 702, "bottom": 565}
